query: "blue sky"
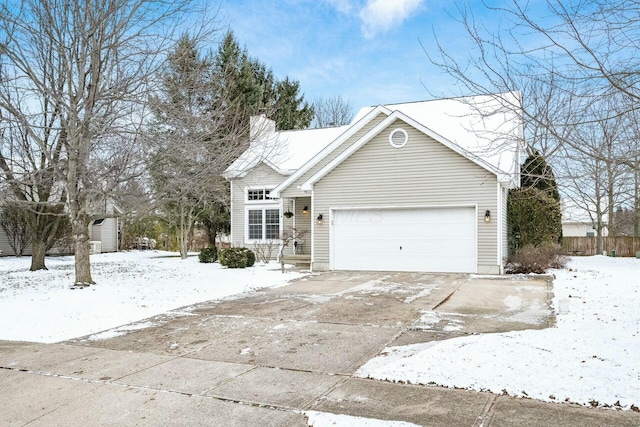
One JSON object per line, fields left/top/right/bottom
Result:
{"left": 219, "top": 0, "right": 496, "bottom": 110}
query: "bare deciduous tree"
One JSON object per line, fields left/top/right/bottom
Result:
{"left": 557, "top": 99, "right": 633, "bottom": 249}
{"left": 0, "top": 43, "right": 69, "bottom": 270}
{"left": 429, "top": 0, "right": 640, "bottom": 237}
{"left": 312, "top": 95, "right": 354, "bottom": 128}
{"left": 0, "top": 0, "right": 217, "bottom": 285}
{"left": 148, "top": 35, "right": 254, "bottom": 259}
{"left": 279, "top": 227, "right": 308, "bottom": 273}
{"left": 0, "top": 201, "right": 31, "bottom": 256}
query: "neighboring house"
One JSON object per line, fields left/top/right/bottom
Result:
{"left": 562, "top": 222, "right": 608, "bottom": 238}
{"left": 0, "top": 219, "right": 71, "bottom": 257}
{"left": 0, "top": 226, "right": 14, "bottom": 255}
{"left": 561, "top": 200, "right": 609, "bottom": 237}
{"left": 0, "top": 201, "right": 121, "bottom": 256}
{"left": 224, "top": 93, "right": 523, "bottom": 274}
{"left": 88, "top": 201, "right": 122, "bottom": 253}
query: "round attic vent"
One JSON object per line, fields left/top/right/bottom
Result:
{"left": 389, "top": 128, "right": 408, "bottom": 148}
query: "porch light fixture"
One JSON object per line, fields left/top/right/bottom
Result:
{"left": 484, "top": 210, "right": 491, "bottom": 223}
{"left": 317, "top": 214, "right": 323, "bottom": 225}
{"left": 303, "top": 206, "right": 309, "bottom": 214}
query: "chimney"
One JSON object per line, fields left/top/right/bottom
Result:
{"left": 250, "top": 113, "right": 276, "bottom": 141}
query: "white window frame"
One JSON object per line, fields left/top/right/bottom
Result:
{"left": 245, "top": 205, "right": 281, "bottom": 243}
{"left": 245, "top": 186, "right": 274, "bottom": 203}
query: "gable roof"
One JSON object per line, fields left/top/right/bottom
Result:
{"left": 226, "top": 92, "right": 523, "bottom": 190}
{"left": 223, "top": 124, "right": 349, "bottom": 179}
{"left": 350, "top": 92, "right": 523, "bottom": 177}
{"left": 299, "top": 109, "right": 509, "bottom": 192}
{"left": 270, "top": 105, "right": 392, "bottom": 197}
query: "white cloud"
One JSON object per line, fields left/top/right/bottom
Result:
{"left": 359, "top": 0, "right": 424, "bottom": 38}
{"left": 323, "top": 0, "right": 357, "bottom": 14}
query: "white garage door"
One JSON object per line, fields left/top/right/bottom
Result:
{"left": 331, "top": 207, "right": 476, "bottom": 273}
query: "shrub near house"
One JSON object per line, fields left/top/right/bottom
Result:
{"left": 198, "top": 247, "right": 218, "bottom": 263}
{"left": 219, "top": 247, "right": 255, "bottom": 268}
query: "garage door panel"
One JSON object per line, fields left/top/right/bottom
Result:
{"left": 332, "top": 207, "right": 476, "bottom": 273}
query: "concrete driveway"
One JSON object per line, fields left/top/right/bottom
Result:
{"left": 1, "top": 271, "right": 638, "bottom": 426}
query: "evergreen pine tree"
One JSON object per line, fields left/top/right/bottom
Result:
{"left": 521, "top": 150, "right": 560, "bottom": 201}
{"left": 508, "top": 150, "right": 563, "bottom": 250}
{"left": 273, "top": 77, "right": 315, "bottom": 130}
{"left": 212, "top": 31, "right": 313, "bottom": 132}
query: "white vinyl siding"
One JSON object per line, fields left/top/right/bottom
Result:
{"left": 313, "top": 119, "right": 501, "bottom": 273}
{"left": 89, "top": 218, "right": 119, "bottom": 252}
{"left": 279, "top": 196, "right": 312, "bottom": 256}
{"left": 230, "top": 163, "right": 286, "bottom": 249}
{"left": 0, "top": 226, "right": 19, "bottom": 256}
{"left": 279, "top": 113, "right": 388, "bottom": 199}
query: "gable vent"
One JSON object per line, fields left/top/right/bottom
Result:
{"left": 389, "top": 128, "right": 408, "bottom": 148}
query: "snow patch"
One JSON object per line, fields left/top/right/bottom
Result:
{"left": 305, "top": 411, "right": 421, "bottom": 427}
{"left": 0, "top": 251, "right": 305, "bottom": 343}
{"left": 403, "top": 287, "right": 433, "bottom": 304}
{"left": 87, "top": 321, "right": 156, "bottom": 341}
{"left": 358, "top": 256, "right": 640, "bottom": 410}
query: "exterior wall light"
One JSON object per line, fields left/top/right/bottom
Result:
{"left": 303, "top": 206, "right": 309, "bottom": 214}
{"left": 484, "top": 210, "right": 491, "bottom": 223}
{"left": 317, "top": 214, "right": 323, "bottom": 225}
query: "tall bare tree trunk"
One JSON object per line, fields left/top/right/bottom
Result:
{"left": 72, "top": 214, "right": 94, "bottom": 285}
{"left": 67, "top": 133, "right": 94, "bottom": 285}
{"left": 179, "top": 203, "right": 189, "bottom": 259}
{"left": 30, "top": 239, "right": 48, "bottom": 271}
{"left": 635, "top": 168, "right": 639, "bottom": 237}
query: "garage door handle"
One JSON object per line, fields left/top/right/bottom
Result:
{"left": 400, "top": 246, "right": 402, "bottom": 250}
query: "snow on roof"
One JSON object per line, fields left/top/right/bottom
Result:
{"left": 352, "top": 92, "right": 523, "bottom": 177}
{"left": 277, "top": 126, "right": 351, "bottom": 171}
{"left": 224, "top": 124, "right": 349, "bottom": 179}
{"left": 225, "top": 92, "right": 523, "bottom": 181}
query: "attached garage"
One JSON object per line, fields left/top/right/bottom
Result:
{"left": 229, "top": 95, "right": 521, "bottom": 275}
{"left": 331, "top": 207, "right": 477, "bottom": 273}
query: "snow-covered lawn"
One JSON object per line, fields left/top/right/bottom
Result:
{"left": 358, "top": 255, "right": 640, "bottom": 410}
{"left": 1, "top": 253, "right": 638, "bottom": 413}
{"left": 0, "top": 251, "right": 304, "bottom": 343}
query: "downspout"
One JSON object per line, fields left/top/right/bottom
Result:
{"left": 310, "top": 190, "right": 315, "bottom": 272}
{"left": 279, "top": 196, "right": 285, "bottom": 261}
{"left": 497, "top": 182, "right": 503, "bottom": 274}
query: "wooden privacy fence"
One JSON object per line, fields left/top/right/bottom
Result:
{"left": 562, "top": 236, "right": 640, "bottom": 257}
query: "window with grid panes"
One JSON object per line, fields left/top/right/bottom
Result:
{"left": 247, "top": 188, "right": 270, "bottom": 201}
{"left": 265, "top": 209, "right": 280, "bottom": 239}
{"left": 247, "top": 208, "right": 280, "bottom": 240}
{"left": 248, "top": 210, "right": 263, "bottom": 240}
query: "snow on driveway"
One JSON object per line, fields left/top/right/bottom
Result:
{"left": 357, "top": 256, "right": 640, "bottom": 410}
{"left": 0, "top": 251, "right": 303, "bottom": 343}
{"left": 2, "top": 252, "right": 638, "bottom": 412}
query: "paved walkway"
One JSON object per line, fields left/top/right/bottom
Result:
{"left": 1, "top": 272, "right": 638, "bottom": 426}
